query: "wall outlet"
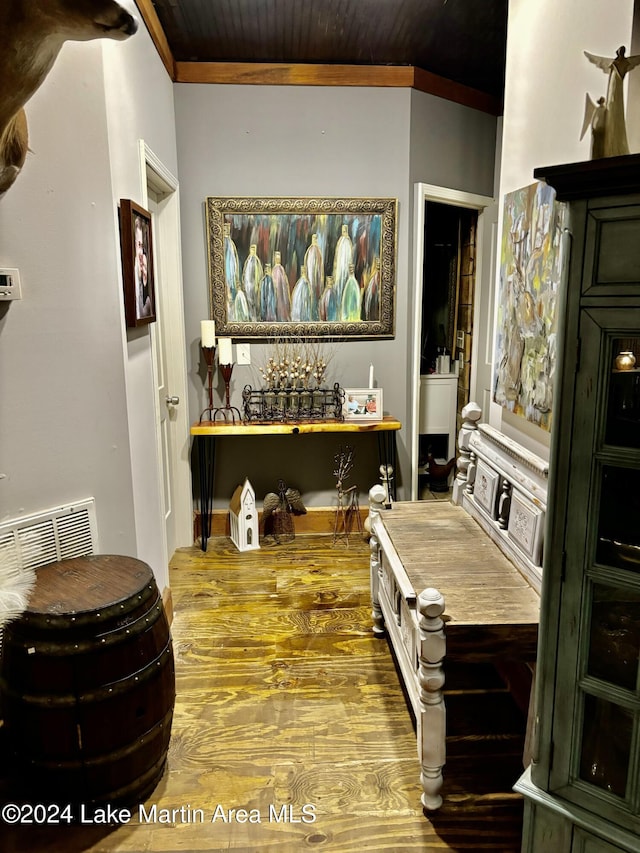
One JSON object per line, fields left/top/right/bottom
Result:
{"left": 0, "top": 268, "right": 22, "bottom": 300}
{"left": 237, "top": 343, "right": 251, "bottom": 365}
{"left": 456, "top": 330, "right": 465, "bottom": 350}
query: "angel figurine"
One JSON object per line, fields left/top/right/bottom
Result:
{"left": 262, "top": 479, "right": 306, "bottom": 544}
{"left": 583, "top": 46, "right": 640, "bottom": 158}
{"left": 580, "top": 95, "right": 607, "bottom": 159}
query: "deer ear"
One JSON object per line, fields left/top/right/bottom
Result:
{"left": 0, "top": 110, "right": 29, "bottom": 195}
{"left": 5, "top": 111, "right": 28, "bottom": 164}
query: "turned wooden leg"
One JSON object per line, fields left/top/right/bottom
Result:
{"left": 452, "top": 401, "right": 482, "bottom": 505}
{"left": 498, "top": 479, "right": 512, "bottom": 529}
{"left": 369, "top": 532, "right": 385, "bottom": 637}
{"left": 417, "top": 587, "right": 446, "bottom": 810}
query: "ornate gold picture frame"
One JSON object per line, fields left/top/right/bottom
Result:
{"left": 205, "top": 196, "right": 397, "bottom": 339}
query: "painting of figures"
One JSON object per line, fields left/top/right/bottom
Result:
{"left": 206, "top": 197, "right": 397, "bottom": 339}
{"left": 493, "top": 182, "right": 566, "bottom": 431}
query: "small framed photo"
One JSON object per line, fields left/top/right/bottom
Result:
{"left": 119, "top": 199, "right": 156, "bottom": 327}
{"left": 342, "top": 388, "right": 383, "bottom": 421}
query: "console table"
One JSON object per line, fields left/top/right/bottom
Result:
{"left": 191, "top": 416, "right": 402, "bottom": 550}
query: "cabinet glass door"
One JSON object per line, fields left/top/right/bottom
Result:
{"left": 595, "top": 464, "right": 640, "bottom": 574}
{"left": 578, "top": 338, "right": 640, "bottom": 808}
{"left": 554, "top": 317, "right": 640, "bottom": 831}
{"left": 576, "top": 461, "right": 640, "bottom": 808}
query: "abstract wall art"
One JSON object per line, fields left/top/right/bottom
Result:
{"left": 493, "top": 182, "right": 566, "bottom": 431}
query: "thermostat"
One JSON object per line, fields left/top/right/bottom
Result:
{"left": 0, "top": 268, "right": 22, "bottom": 300}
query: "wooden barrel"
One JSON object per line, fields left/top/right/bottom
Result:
{"left": 0, "top": 555, "right": 175, "bottom": 806}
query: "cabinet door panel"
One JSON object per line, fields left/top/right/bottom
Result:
{"left": 595, "top": 466, "right": 640, "bottom": 574}
{"left": 583, "top": 206, "right": 640, "bottom": 296}
{"left": 573, "top": 827, "right": 629, "bottom": 853}
{"left": 578, "top": 694, "right": 633, "bottom": 797}
{"left": 587, "top": 583, "right": 640, "bottom": 690}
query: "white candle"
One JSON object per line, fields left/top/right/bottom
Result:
{"left": 369, "top": 363, "right": 374, "bottom": 388}
{"left": 201, "top": 320, "right": 216, "bottom": 348}
{"left": 218, "top": 337, "right": 233, "bottom": 364}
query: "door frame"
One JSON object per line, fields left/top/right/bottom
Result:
{"left": 138, "top": 140, "right": 192, "bottom": 551}
{"left": 473, "top": 200, "right": 499, "bottom": 420}
{"left": 410, "top": 182, "right": 494, "bottom": 500}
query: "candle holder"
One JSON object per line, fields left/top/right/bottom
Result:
{"left": 212, "top": 363, "right": 242, "bottom": 423}
{"left": 199, "top": 345, "right": 217, "bottom": 422}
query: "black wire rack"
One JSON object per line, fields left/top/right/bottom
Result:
{"left": 242, "top": 383, "right": 345, "bottom": 423}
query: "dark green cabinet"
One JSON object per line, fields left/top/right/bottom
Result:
{"left": 517, "top": 156, "right": 640, "bottom": 853}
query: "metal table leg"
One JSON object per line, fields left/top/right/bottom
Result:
{"left": 377, "top": 430, "right": 397, "bottom": 502}
{"left": 197, "top": 435, "right": 215, "bottom": 551}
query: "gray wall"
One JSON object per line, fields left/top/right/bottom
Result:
{"left": 409, "top": 90, "right": 498, "bottom": 195}
{"left": 0, "top": 18, "right": 179, "bottom": 586}
{"left": 0, "top": 42, "right": 136, "bottom": 553}
{"left": 175, "top": 83, "right": 497, "bottom": 506}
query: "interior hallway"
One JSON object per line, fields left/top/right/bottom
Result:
{"left": 2, "top": 532, "right": 525, "bottom": 852}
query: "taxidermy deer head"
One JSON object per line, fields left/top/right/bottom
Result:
{"left": 0, "top": 0, "right": 138, "bottom": 196}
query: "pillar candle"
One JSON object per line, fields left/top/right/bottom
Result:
{"left": 201, "top": 320, "right": 216, "bottom": 348}
{"left": 218, "top": 337, "right": 233, "bottom": 364}
{"left": 369, "top": 363, "right": 374, "bottom": 388}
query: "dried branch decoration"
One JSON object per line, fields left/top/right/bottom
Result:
{"left": 258, "top": 338, "right": 336, "bottom": 390}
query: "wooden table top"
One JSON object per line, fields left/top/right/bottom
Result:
{"left": 375, "top": 501, "right": 540, "bottom": 628}
{"left": 191, "top": 415, "right": 402, "bottom": 436}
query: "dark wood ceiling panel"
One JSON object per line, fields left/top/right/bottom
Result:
{"left": 150, "top": 0, "right": 507, "bottom": 99}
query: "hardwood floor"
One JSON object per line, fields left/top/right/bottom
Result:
{"left": 1, "top": 534, "right": 526, "bottom": 852}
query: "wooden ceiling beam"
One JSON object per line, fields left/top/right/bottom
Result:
{"left": 174, "top": 61, "right": 413, "bottom": 88}
{"left": 134, "top": 0, "right": 176, "bottom": 79}
{"left": 174, "top": 62, "right": 502, "bottom": 115}
{"left": 412, "top": 67, "right": 502, "bottom": 116}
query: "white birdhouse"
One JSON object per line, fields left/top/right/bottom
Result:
{"left": 229, "top": 478, "right": 259, "bottom": 552}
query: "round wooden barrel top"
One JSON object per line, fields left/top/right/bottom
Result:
{"left": 25, "top": 555, "right": 155, "bottom": 616}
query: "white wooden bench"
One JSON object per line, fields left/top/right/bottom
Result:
{"left": 368, "top": 403, "right": 546, "bottom": 811}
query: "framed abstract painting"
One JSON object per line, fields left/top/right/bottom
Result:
{"left": 205, "top": 196, "right": 397, "bottom": 339}
{"left": 493, "top": 182, "right": 566, "bottom": 431}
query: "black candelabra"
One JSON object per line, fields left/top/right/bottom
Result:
{"left": 199, "top": 346, "right": 242, "bottom": 423}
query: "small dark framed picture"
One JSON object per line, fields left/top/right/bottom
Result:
{"left": 119, "top": 199, "right": 156, "bottom": 327}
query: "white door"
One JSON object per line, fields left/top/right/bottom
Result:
{"left": 148, "top": 191, "right": 177, "bottom": 558}
{"left": 141, "top": 144, "right": 192, "bottom": 558}
{"left": 469, "top": 201, "right": 499, "bottom": 415}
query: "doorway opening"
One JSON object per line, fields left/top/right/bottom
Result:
{"left": 410, "top": 183, "right": 494, "bottom": 501}
{"left": 420, "top": 202, "right": 477, "bottom": 376}
{"left": 418, "top": 203, "right": 477, "bottom": 499}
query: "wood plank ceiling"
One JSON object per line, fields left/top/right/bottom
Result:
{"left": 136, "top": 0, "right": 507, "bottom": 115}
